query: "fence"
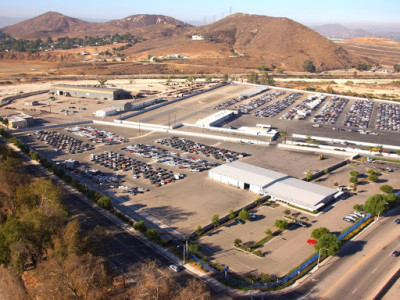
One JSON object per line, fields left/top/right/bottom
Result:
{"left": 189, "top": 254, "right": 276, "bottom": 289}
{"left": 280, "top": 213, "right": 372, "bottom": 284}
{"left": 337, "top": 214, "right": 372, "bottom": 241}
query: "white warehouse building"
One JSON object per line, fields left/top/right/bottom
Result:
{"left": 208, "top": 161, "right": 336, "bottom": 211}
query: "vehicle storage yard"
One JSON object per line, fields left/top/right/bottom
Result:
{"left": 2, "top": 79, "right": 400, "bottom": 278}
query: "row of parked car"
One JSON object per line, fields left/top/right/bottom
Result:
{"left": 123, "top": 143, "right": 219, "bottom": 172}
{"left": 280, "top": 94, "right": 326, "bottom": 121}
{"left": 343, "top": 100, "right": 374, "bottom": 129}
{"left": 313, "top": 96, "right": 349, "bottom": 125}
{"left": 212, "top": 97, "right": 244, "bottom": 110}
{"left": 232, "top": 91, "right": 286, "bottom": 114}
{"left": 66, "top": 125, "right": 129, "bottom": 144}
{"left": 343, "top": 211, "right": 366, "bottom": 223}
{"left": 156, "top": 136, "right": 248, "bottom": 163}
{"left": 254, "top": 93, "right": 303, "bottom": 118}
{"left": 376, "top": 103, "right": 400, "bottom": 131}
{"left": 35, "top": 130, "right": 94, "bottom": 154}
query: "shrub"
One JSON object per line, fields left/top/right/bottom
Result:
{"left": 350, "top": 170, "right": 359, "bottom": 177}
{"left": 195, "top": 225, "right": 203, "bottom": 236}
{"left": 133, "top": 221, "right": 147, "bottom": 233}
{"left": 253, "top": 250, "right": 263, "bottom": 257}
{"left": 238, "top": 208, "right": 250, "bottom": 221}
{"left": 97, "top": 196, "right": 112, "bottom": 209}
{"left": 188, "top": 243, "right": 200, "bottom": 254}
{"left": 234, "top": 238, "right": 242, "bottom": 246}
{"left": 368, "top": 173, "right": 379, "bottom": 182}
{"left": 284, "top": 209, "right": 291, "bottom": 215}
{"left": 274, "top": 219, "right": 289, "bottom": 229}
{"left": 265, "top": 228, "right": 272, "bottom": 236}
{"left": 211, "top": 214, "right": 219, "bottom": 228}
{"left": 228, "top": 209, "right": 235, "bottom": 220}
{"left": 380, "top": 184, "right": 393, "bottom": 194}
{"left": 145, "top": 228, "right": 160, "bottom": 241}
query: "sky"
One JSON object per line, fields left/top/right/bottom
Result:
{"left": 1, "top": 0, "right": 400, "bottom": 29}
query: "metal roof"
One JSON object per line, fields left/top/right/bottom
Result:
{"left": 209, "top": 161, "right": 288, "bottom": 188}
{"left": 264, "top": 177, "right": 336, "bottom": 210}
{"left": 51, "top": 84, "right": 124, "bottom": 94}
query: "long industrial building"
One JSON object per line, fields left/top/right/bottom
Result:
{"left": 208, "top": 161, "right": 336, "bottom": 211}
{"left": 50, "top": 84, "right": 131, "bottom": 100}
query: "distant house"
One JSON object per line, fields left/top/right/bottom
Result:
{"left": 112, "top": 102, "right": 132, "bottom": 112}
{"left": 192, "top": 35, "right": 208, "bottom": 41}
{"left": 8, "top": 114, "right": 33, "bottom": 129}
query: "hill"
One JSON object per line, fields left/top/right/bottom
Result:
{"left": 185, "top": 13, "right": 361, "bottom": 70}
{"left": 0, "top": 11, "right": 191, "bottom": 39}
{"left": 312, "top": 24, "right": 370, "bottom": 39}
{"left": 338, "top": 37, "right": 400, "bottom": 66}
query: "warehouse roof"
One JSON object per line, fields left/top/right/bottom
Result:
{"left": 209, "top": 161, "right": 288, "bottom": 188}
{"left": 264, "top": 177, "right": 336, "bottom": 210}
{"left": 51, "top": 84, "right": 124, "bottom": 94}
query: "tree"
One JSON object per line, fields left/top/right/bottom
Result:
{"left": 222, "top": 74, "right": 229, "bottom": 83}
{"left": 306, "top": 171, "right": 313, "bottom": 181}
{"left": 228, "top": 209, "right": 235, "bottom": 220}
{"left": 265, "top": 228, "right": 272, "bottom": 236}
{"left": 311, "top": 227, "right": 330, "bottom": 240}
{"left": 145, "top": 228, "right": 160, "bottom": 241}
{"left": 133, "top": 221, "right": 147, "bottom": 233}
{"left": 284, "top": 209, "right": 291, "bottom": 215}
{"left": 97, "top": 196, "right": 112, "bottom": 209}
{"left": 364, "top": 194, "right": 388, "bottom": 216}
{"left": 187, "top": 242, "right": 200, "bottom": 255}
{"left": 205, "top": 76, "right": 212, "bottom": 82}
{"left": 247, "top": 71, "right": 259, "bottom": 83}
{"left": 238, "top": 208, "right": 250, "bottom": 221}
{"left": 211, "top": 214, "right": 219, "bottom": 228}
{"left": 260, "top": 72, "right": 275, "bottom": 86}
{"left": 353, "top": 204, "right": 364, "bottom": 211}
{"left": 314, "top": 233, "right": 340, "bottom": 256}
{"left": 176, "top": 278, "right": 211, "bottom": 300}
{"left": 356, "top": 63, "right": 371, "bottom": 71}
{"left": 380, "top": 184, "right": 393, "bottom": 194}
{"left": 303, "top": 60, "right": 316, "bottom": 73}
{"left": 368, "top": 173, "right": 379, "bottom": 182}
{"left": 195, "top": 225, "right": 203, "bottom": 236}
{"left": 279, "top": 131, "right": 288, "bottom": 144}
{"left": 349, "top": 170, "right": 359, "bottom": 177}
{"left": 187, "top": 75, "right": 195, "bottom": 82}
{"left": 349, "top": 176, "right": 359, "bottom": 185}
{"left": 394, "top": 64, "right": 400, "bottom": 72}
{"left": 98, "top": 78, "right": 107, "bottom": 85}
{"left": 274, "top": 219, "right": 289, "bottom": 229}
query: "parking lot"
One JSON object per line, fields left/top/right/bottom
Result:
{"left": 5, "top": 80, "right": 400, "bottom": 280}
{"left": 343, "top": 99, "right": 374, "bottom": 128}
{"left": 376, "top": 103, "right": 400, "bottom": 131}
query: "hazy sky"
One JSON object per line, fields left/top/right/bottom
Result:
{"left": 1, "top": 0, "right": 400, "bottom": 27}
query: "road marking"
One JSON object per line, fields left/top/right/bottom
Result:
{"left": 352, "top": 288, "right": 358, "bottom": 294}
{"left": 372, "top": 267, "right": 378, "bottom": 274}
{"left": 321, "top": 226, "right": 400, "bottom": 299}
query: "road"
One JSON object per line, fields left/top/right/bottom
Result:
{"left": 23, "top": 161, "right": 195, "bottom": 288}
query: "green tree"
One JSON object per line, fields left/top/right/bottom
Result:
{"left": 247, "top": 71, "right": 259, "bottom": 83}
{"left": 311, "top": 227, "right": 330, "bottom": 240}
{"left": 356, "top": 63, "right": 371, "bottom": 71}
{"left": 380, "top": 184, "right": 393, "bottom": 194}
{"left": 97, "top": 196, "right": 112, "bottom": 209}
{"left": 98, "top": 78, "right": 107, "bottom": 85}
{"left": 238, "top": 208, "right": 250, "bottom": 221}
{"left": 260, "top": 72, "right": 275, "bottom": 86}
{"left": 211, "top": 214, "right": 219, "bottom": 228}
{"left": 368, "top": 173, "right": 379, "bottom": 182}
{"left": 314, "top": 233, "right": 340, "bottom": 256}
{"left": 222, "top": 74, "right": 229, "bottom": 83}
{"left": 145, "top": 228, "right": 160, "bottom": 241}
{"left": 394, "top": 64, "right": 400, "bottom": 72}
{"left": 353, "top": 204, "right": 364, "bottom": 211}
{"left": 364, "top": 194, "right": 388, "bottom": 216}
{"left": 205, "top": 76, "right": 212, "bottom": 82}
{"left": 349, "top": 170, "right": 359, "bottom": 177}
{"left": 303, "top": 60, "right": 316, "bottom": 73}
{"left": 349, "top": 176, "right": 359, "bottom": 185}
{"left": 133, "top": 221, "right": 147, "bottom": 233}
{"left": 265, "top": 228, "right": 272, "bottom": 236}
{"left": 274, "top": 219, "right": 289, "bottom": 229}
{"left": 195, "top": 225, "right": 203, "bottom": 236}
{"left": 187, "top": 243, "right": 200, "bottom": 255}
{"left": 187, "top": 75, "right": 195, "bottom": 82}
{"left": 228, "top": 209, "right": 235, "bottom": 220}
{"left": 306, "top": 171, "right": 313, "bottom": 181}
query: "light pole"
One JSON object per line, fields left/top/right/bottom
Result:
{"left": 317, "top": 247, "right": 329, "bottom": 269}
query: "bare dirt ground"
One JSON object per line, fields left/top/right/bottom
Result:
{"left": 0, "top": 268, "right": 28, "bottom": 300}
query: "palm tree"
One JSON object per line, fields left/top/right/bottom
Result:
{"left": 279, "top": 131, "right": 288, "bottom": 144}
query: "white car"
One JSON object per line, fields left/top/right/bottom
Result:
{"left": 169, "top": 264, "right": 181, "bottom": 272}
